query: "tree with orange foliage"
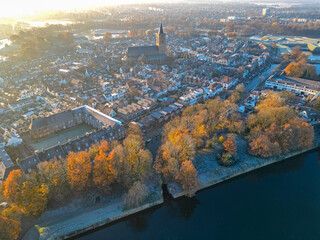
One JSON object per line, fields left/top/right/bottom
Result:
{"left": 3, "top": 169, "right": 49, "bottom": 216}
{"left": 294, "top": 118, "right": 314, "bottom": 148}
{"left": 99, "top": 140, "right": 110, "bottom": 153}
{"left": 103, "top": 32, "right": 112, "bottom": 41}
{"left": 1, "top": 205, "right": 24, "bottom": 223}
{"left": 129, "top": 29, "right": 138, "bottom": 38}
{"left": 176, "top": 160, "right": 199, "bottom": 197}
{"left": 89, "top": 140, "right": 111, "bottom": 160}
{"left": 36, "top": 158, "right": 69, "bottom": 203}
{"left": 109, "top": 132, "right": 153, "bottom": 189}
{"left": 3, "top": 170, "right": 24, "bottom": 203}
{"left": 67, "top": 151, "right": 92, "bottom": 191}
{"left": 88, "top": 143, "right": 100, "bottom": 160}
{"left": 249, "top": 134, "right": 281, "bottom": 158}
{"left": 223, "top": 136, "right": 237, "bottom": 154}
{"left": 20, "top": 181, "right": 49, "bottom": 216}
{"left": 155, "top": 125, "right": 196, "bottom": 183}
{"left": 0, "top": 215, "right": 21, "bottom": 240}
{"left": 290, "top": 46, "right": 302, "bottom": 61}
{"left": 93, "top": 150, "right": 117, "bottom": 190}
{"left": 285, "top": 58, "right": 318, "bottom": 80}
{"left": 266, "top": 123, "right": 294, "bottom": 153}
{"left": 123, "top": 134, "right": 153, "bottom": 182}
{"left": 154, "top": 141, "right": 180, "bottom": 180}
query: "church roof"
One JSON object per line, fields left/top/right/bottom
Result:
{"left": 146, "top": 54, "right": 167, "bottom": 60}
{"left": 128, "top": 45, "right": 159, "bottom": 54}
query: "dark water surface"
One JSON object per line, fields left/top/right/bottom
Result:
{"left": 77, "top": 150, "right": 320, "bottom": 240}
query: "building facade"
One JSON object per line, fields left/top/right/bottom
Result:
{"left": 30, "top": 105, "right": 123, "bottom": 139}
{"left": 265, "top": 75, "right": 320, "bottom": 97}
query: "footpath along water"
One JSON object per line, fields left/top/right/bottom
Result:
{"left": 77, "top": 148, "right": 320, "bottom": 240}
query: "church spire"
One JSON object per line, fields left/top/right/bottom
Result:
{"left": 159, "top": 23, "right": 164, "bottom": 34}
{"left": 156, "top": 23, "right": 166, "bottom": 54}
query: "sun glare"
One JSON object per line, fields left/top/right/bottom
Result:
{"left": 0, "top": 0, "right": 142, "bottom": 18}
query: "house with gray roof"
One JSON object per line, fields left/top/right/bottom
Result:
{"left": 0, "top": 136, "right": 16, "bottom": 180}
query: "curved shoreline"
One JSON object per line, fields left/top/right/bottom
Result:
{"left": 22, "top": 141, "right": 320, "bottom": 240}
{"left": 168, "top": 144, "right": 320, "bottom": 199}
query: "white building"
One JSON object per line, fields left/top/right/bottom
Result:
{"left": 21, "top": 89, "right": 34, "bottom": 99}
{"left": 178, "top": 90, "right": 203, "bottom": 106}
{"left": 103, "top": 90, "right": 125, "bottom": 102}
{"left": 265, "top": 75, "right": 320, "bottom": 97}
{"left": 262, "top": 8, "right": 270, "bottom": 16}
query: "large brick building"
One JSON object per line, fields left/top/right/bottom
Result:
{"left": 14, "top": 106, "right": 126, "bottom": 174}
{"left": 30, "top": 105, "right": 123, "bottom": 139}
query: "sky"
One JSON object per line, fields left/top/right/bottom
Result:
{"left": 0, "top": 0, "right": 318, "bottom": 18}
{"left": 0, "top": 0, "right": 156, "bottom": 17}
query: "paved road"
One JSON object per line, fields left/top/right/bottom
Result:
{"left": 241, "top": 64, "right": 279, "bottom": 105}
{"left": 22, "top": 201, "right": 123, "bottom": 240}
{"left": 244, "top": 64, "right": 278, "bottom": 92}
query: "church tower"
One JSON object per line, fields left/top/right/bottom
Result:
{"left": 156, "top": 23, "right": 166, "bottom": 54}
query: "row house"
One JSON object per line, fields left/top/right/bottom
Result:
{"left": 8, "top": 97, "right": 34, "bottom": 111}
{"left": 137, "top": 98, "right": 158, "bottom": 110}
{"left": 117, "top": 103, "right": 145, "bottom": 122}
{"left": 147, "top": 102, "right": 184, "bottom": 125}
{"left": 103, "top": 89, "right": 125, "bottom": 102}
{"left": 178, "top": 91, "right": 203, "bottom": 106}
{"left": 220, "top": 76, "right": 239, "bottom": 89}
{"left": 207, "top": 83, "right": 224, "bottom": 97}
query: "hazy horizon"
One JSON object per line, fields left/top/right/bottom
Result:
{"left": 1, "top": 0, "right": 319, "bottom": 18}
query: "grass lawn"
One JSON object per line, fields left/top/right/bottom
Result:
{"left": 22, "top": 124, "right": 94, "bottom": 151}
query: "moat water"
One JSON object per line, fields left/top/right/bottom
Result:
{"left": 76, "top": 149, "right": 320, "bottom": 240}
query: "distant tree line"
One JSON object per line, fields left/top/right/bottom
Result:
{"left": 9, "top": 28, "right": 74, "bottom": 60}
